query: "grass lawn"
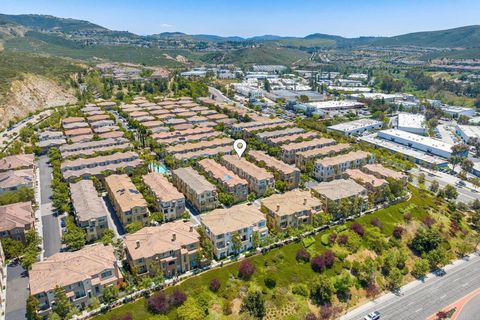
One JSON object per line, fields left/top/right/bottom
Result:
{"left": 92, "top": 187, "right": 448, "bottom": 320}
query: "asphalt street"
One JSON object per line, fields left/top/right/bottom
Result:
{"left": 38, "top": 155, "right": 62, "bottom": 257}
{"left": 5, "top": 262, "right": 29, "bottom": 320}
{"left": 341, "top": 254, "right": 480, "bottom": 320}
{"left": 409, "top": 167, "right": 480, "bottom": 204}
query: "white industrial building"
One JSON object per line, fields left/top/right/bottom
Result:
{"left": 359, "top": 134, "right": 448, "bottom": 168}
{"left": 455, "top": 125, "right": 480, "bottom": 144}
{"left": 441, "top": 106, "right": 476, "bottom": 118}
{"left": 396, "top": 113, "right": 427, "bottom": 135}
{"left": 232, "top": 84, "right": 263, "bottom": 99}
{"left": 302, "top": 100, "right": 365, "bottom": 117}
{"left": 377, "top": 129, "right": 456, "bottom": 159}
{"left": 327, "top": 118, "right": 383, "bottom": 136}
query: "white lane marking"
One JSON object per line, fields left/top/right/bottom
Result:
{"left": 440, "top": 294, "right": 447, "bottom": 299}
{"left": 415, "top": 308, "right": 422, "bottom": 313}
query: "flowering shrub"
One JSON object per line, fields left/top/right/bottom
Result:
{"left": 392, "top": 225, "right": 405, "bottom": 239}
{"left": 350, "top": 223, "right": 365, "bottom": 237}
{"left": 370, "top": 217, "right": 383, "bottom": 230}
{"left": 296, "top": 248, "right": 311, "bottom": 262}
{"left": 311, "top": 250, "right": 335, "bottom": 272}
{"left": 170, "top": 289, "right": 187, "bottom": 307}
{"left": 209, "top": 278, "right": 221, "bottom": 292}
{"left": 147, "top": 292, "right": 170, "bottom": 314}
{"left": 238, "top": 260, "right": 255, "bottom": 279}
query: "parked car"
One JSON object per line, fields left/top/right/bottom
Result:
{"left": 364, "top": 311, "right": 381, "bottom": 320}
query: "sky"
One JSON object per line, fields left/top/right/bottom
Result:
{"left": 0, "top": 0, "right": 479, "bottom": 38}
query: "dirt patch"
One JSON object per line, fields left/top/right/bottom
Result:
{"left": 346, "top": 249, "right": 377, "bottom": 263}
{"left": 0, "top": 73, "right": 76, "bottom": 129}
{"left": 231, "top": 297, "right": 242, "bottom": 315}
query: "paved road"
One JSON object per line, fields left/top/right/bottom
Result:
{"left": 341, "top": 254, "right": 480, "bottom": 320}
{"left": 457, "top": 292, "right": 480, "bottom": 320}
{"left": 208, "top": 86, "right": 246, "bottom": 110}
{"left": 409, "top": 167, "right": 480, "bottom": 204}
{"left": 5, "top": 262, "right": 29, "bottom": 320}
{"left": 38, "top": 155, "right": 62, "bottom": 257}
{"left": 102, "top": 195, "right": 125, "bottom": 237}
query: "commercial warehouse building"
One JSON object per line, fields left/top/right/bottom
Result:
{"left": 327, "top": 119, "right": 383, "bottom": 136}
{"left": 395, "top": 113, "right": 427, "bottom": 135}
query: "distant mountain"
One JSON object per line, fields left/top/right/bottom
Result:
{"left": 0, "top": 14, "right": 107, "bottom": 33}
{"left": 371, "top": 25, "right": 480, "bottom": 48}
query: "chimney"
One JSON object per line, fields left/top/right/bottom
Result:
{"left": 189, "top": 226, "right": 194, "bottom": 232}
{"left": 276, "top": 204, "right": 280, "bottom": 212}
{"left": 303, "top": 198, "right": 307, "bottom": 205}
{"left": 135, "top": 240, "right": 140, "bottom": 249}
{"left": 172, "top": 233, "right": 176, "bottom": 241}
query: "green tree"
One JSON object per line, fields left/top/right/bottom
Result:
{"left": 385, "top": 267, "right": 403, "bottom": 290}
{"left": 418, "top": 173, "right": 425, "bottom": 185}
{"left": 48, "top": 313, "right": 62, "bottom": 320}
{"left": 101, "top": 229, "right": 115, "bottom": 245}
{"left": 241, "top": 291, "right": 266, "bottom": 319}
{"left": 231, "top": 232, "right": 242, "bottom": 254}
{"left": 62, "top": 217, "right": 86, "bottom": 251}
{"left": 218, "top": 192, "right": 235, "bottom": 207}
{"left": 310, "top": 275, "right": 335, "bottom": 305}
{"left": 443, "top": 185, "right": 458, "bottom": 200}
{"left": 334, "top": 271, "right": 353, "bottom": 298}
{"left": 26, "top": 295, "right": 41, "bottom": 320}
{"left": 126, "top": 221, "right": 143, "bottom": 233}
{"left": 176, "top": 297, "right": 205, "bottom": 320}
{"left": 102, "top": 285, "right": 119, "bottom": 304}
{"left": 425, "top": 247, "right": 449, "bottom": 269}
{"left": 429, "top": 180, "right": 440, "bottom": 193}
{"left": 412, "top": 258, "right": 430, "bottom": 278}
{"left": 52, "top": 286, "right": 72, "bottom": 319}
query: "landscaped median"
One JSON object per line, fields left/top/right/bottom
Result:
{"left": 72, "top": 186, "right": 480, "bottom": 320}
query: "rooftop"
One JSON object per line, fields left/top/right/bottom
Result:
{"left": 70, "top": 180, "right": 109, "bottom": 222}
{"left": 297, "top": 143, "right": 351, "bottom": 159}
{"left": 0, "top": 202, "right": 33, "bottom": 233}
{"left": 315, "top": 150, "right": 371, "bottom": 167}
{"left": 313, "top": 179, "right": 366, "bottom": 201}
{"left": 201, "top": 203, "right": 265, "bottom": 235}
{"left": 328, "top": 118, "right": 382, "bottom": 132}
{"left": 221, "top": 155, "right": 274, "bottom": 180}
{"left": 125, "top": 221, "right": 199, "bottom": 261}
{"left": 363, "top": 163, "right": 406, "bottom": 180}
{"left": 198, "top": 159, "right": 247, "bottom": 188}
{"left": 397, "top": 113, "right": 426, "bottom": 129}
{"left": 0, "top": 169, "right": 34, "bottom": 189}
{"left": 0, "top": 154, "right": 34, "bottom": 171}
{"left": 261, "top": 190, "right": 322, "bottom": 216}
{"left": 29, "top": 244, "right": 118, "bottom": 295}
{"left": 104, "top": 174, "right": 148, "bottom": 212}
{"left": 172, "top": 167, "right": 217, "bottom": 194}
{"left": 143, "top": 172, "right": 184, "bottom": 203}
{"left": 248, "top": 150, "right": 299, "bottom": 175}
{"left": 378, "top": 129, "right": 453, "bottom": 153}
{"left": 281, "top": 138, "right": 335, "bottom": 152}
{"left": 345, "top": 169, "right": 388, "bottom": 188}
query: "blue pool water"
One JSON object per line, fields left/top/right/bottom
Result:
{"left": 150, "top": 162, "right": 169, "bottom": 174}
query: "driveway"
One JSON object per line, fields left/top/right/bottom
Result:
{"left": 102, "top": 195, "right": 125, "bottom": 237}
{"left": 5, "top": 262, "right": 29, "bottom": 320}
{"left": 38, "top": 155, "right": 62, "bottom": 257}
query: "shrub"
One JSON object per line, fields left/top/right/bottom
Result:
{"left": 311, "top": 250, "right": 335, "bottom": 273}
{"left": 350, "top": 223, "right": 365, "bottom": 237}
{"left": 147, "top": 292, "right": 170, "bottom": 314}
{"left": 170, "top": 289, "right": 187, "bottom": 307}
{"left": 292, "top": 283, "right": 309, "bottom": 297}
{"left": 370, "top": 217, "right": 384, "bottom": 230}
{"left": 422, "top": 216, "right": 436, "bottom": 228}
{"left": 264, "top": 276, "right": 276, "bottom": 289}
{"left": 209, "top": 278, "right": 221, "bottom": 292}
{"left": 328, "top": 233, "right": 337, "bottom": 244}
{"left": 296, "top": 248, "right": 311, "bottom": 262}
{"left": 392, "top": 225, "right": 405, "bottom": 239}
{"left": 305, "top": 313, "right": 317, "bottom": 320}
{"left": 404, "top": 212, "right": 412, "bottom": 222}
{"left": 337, "top": 234, "right": 348, "bottom": 245}
{"left": 365, "top": 282, "right": 380, "bottom": 298}
{"left": 238, "top": 260, "right": 255, "bottom": 280}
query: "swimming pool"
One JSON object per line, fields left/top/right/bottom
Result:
{"left": 150, "top": 162, "right": 169, "bottom": 174}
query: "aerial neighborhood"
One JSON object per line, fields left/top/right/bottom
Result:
{"left": 0, "top": 7, "right": 480, "bottom": 320}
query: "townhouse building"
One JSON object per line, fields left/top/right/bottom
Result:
{"left": 261, "top": 190, "right": 322, "bottom": 230}
{"left": 104, "top": 174, "right": 149, "bottom": 226}
{"left": 344, "top": 169, "right": 388, "bottom": 202}
{"left": 59, "top": 137, "right": 132, "bottom": 158}
{"left": 295, "top": 143, "right": 351, "bottom": 171}
{"left": 166, "top": 137, "right": 233, "bottom": 155}
{"left": 248, "top": 150, "right": 300, "bottom": 190}
{"left": 143, "top": 172, "right": 185, "bottom": 221}
{"left": 197, "top": 159, "right": 248, "bottom": 203}
{"left": 70, "top": 180, "right": 109, "bottom": 242}
{"left": 125, "top": 220, "right": 200, "bottom": 278}
{"left": 267, "top": 131, "right": 318, "bottom": 146}
{"left": 200, "top": 204, "right": 268, "bottom": 259}
{"left": 256, "top": 127, "right": 305, "bottom": 143}
{"left": 312, "top": 179, "right": 367, "bottom": 212}
{"left": 280, "top": 138, "right": 336, "bottom": 164}
{"left": 29, "top": 244, "right": 122, "bottom": 317}
{"left": 313, "top": 150, "right": 374, "bottom": 181}
{"left": 0, "top": 169, "right": 34, "bottom": 194}
{"left": 220, "top": 155, "right": 275, "bottom": 196}
{"left": 171, "top": 167, "right": 218, "bottom": 212}
{"left": 362, "top": 163, "right": 407, "bottom": 181}
{"left": 0, "top": 202, "right": 34, "bottom": 242}
{"left": 60, "top": 151, "right": 143, "bottom": 181}
{"left": 0, "top": 154, "right": 34, "bottom": 172}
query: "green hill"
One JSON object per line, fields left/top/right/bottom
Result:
{"left": 372, "top": 25, "right": 480, "bottom": 48}
{"left": 0, "top": 14, "right": 106, "bottom": 33}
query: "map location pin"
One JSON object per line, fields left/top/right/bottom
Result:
{"left": 233, "top": 139, "right": 247, "bottom": 158}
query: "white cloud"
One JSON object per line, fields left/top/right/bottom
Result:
{"left": 160, "top": 23, "right": 173, "bottom": 28}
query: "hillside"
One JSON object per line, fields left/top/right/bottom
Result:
{"left": 0, "top": 14, "right": 107, "bottom": 33}
{"left": 372, "top": 25, "right": 480, "bottom": 48}
{"left": 0, "top": 50, "right": 83, "bottom": 126}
